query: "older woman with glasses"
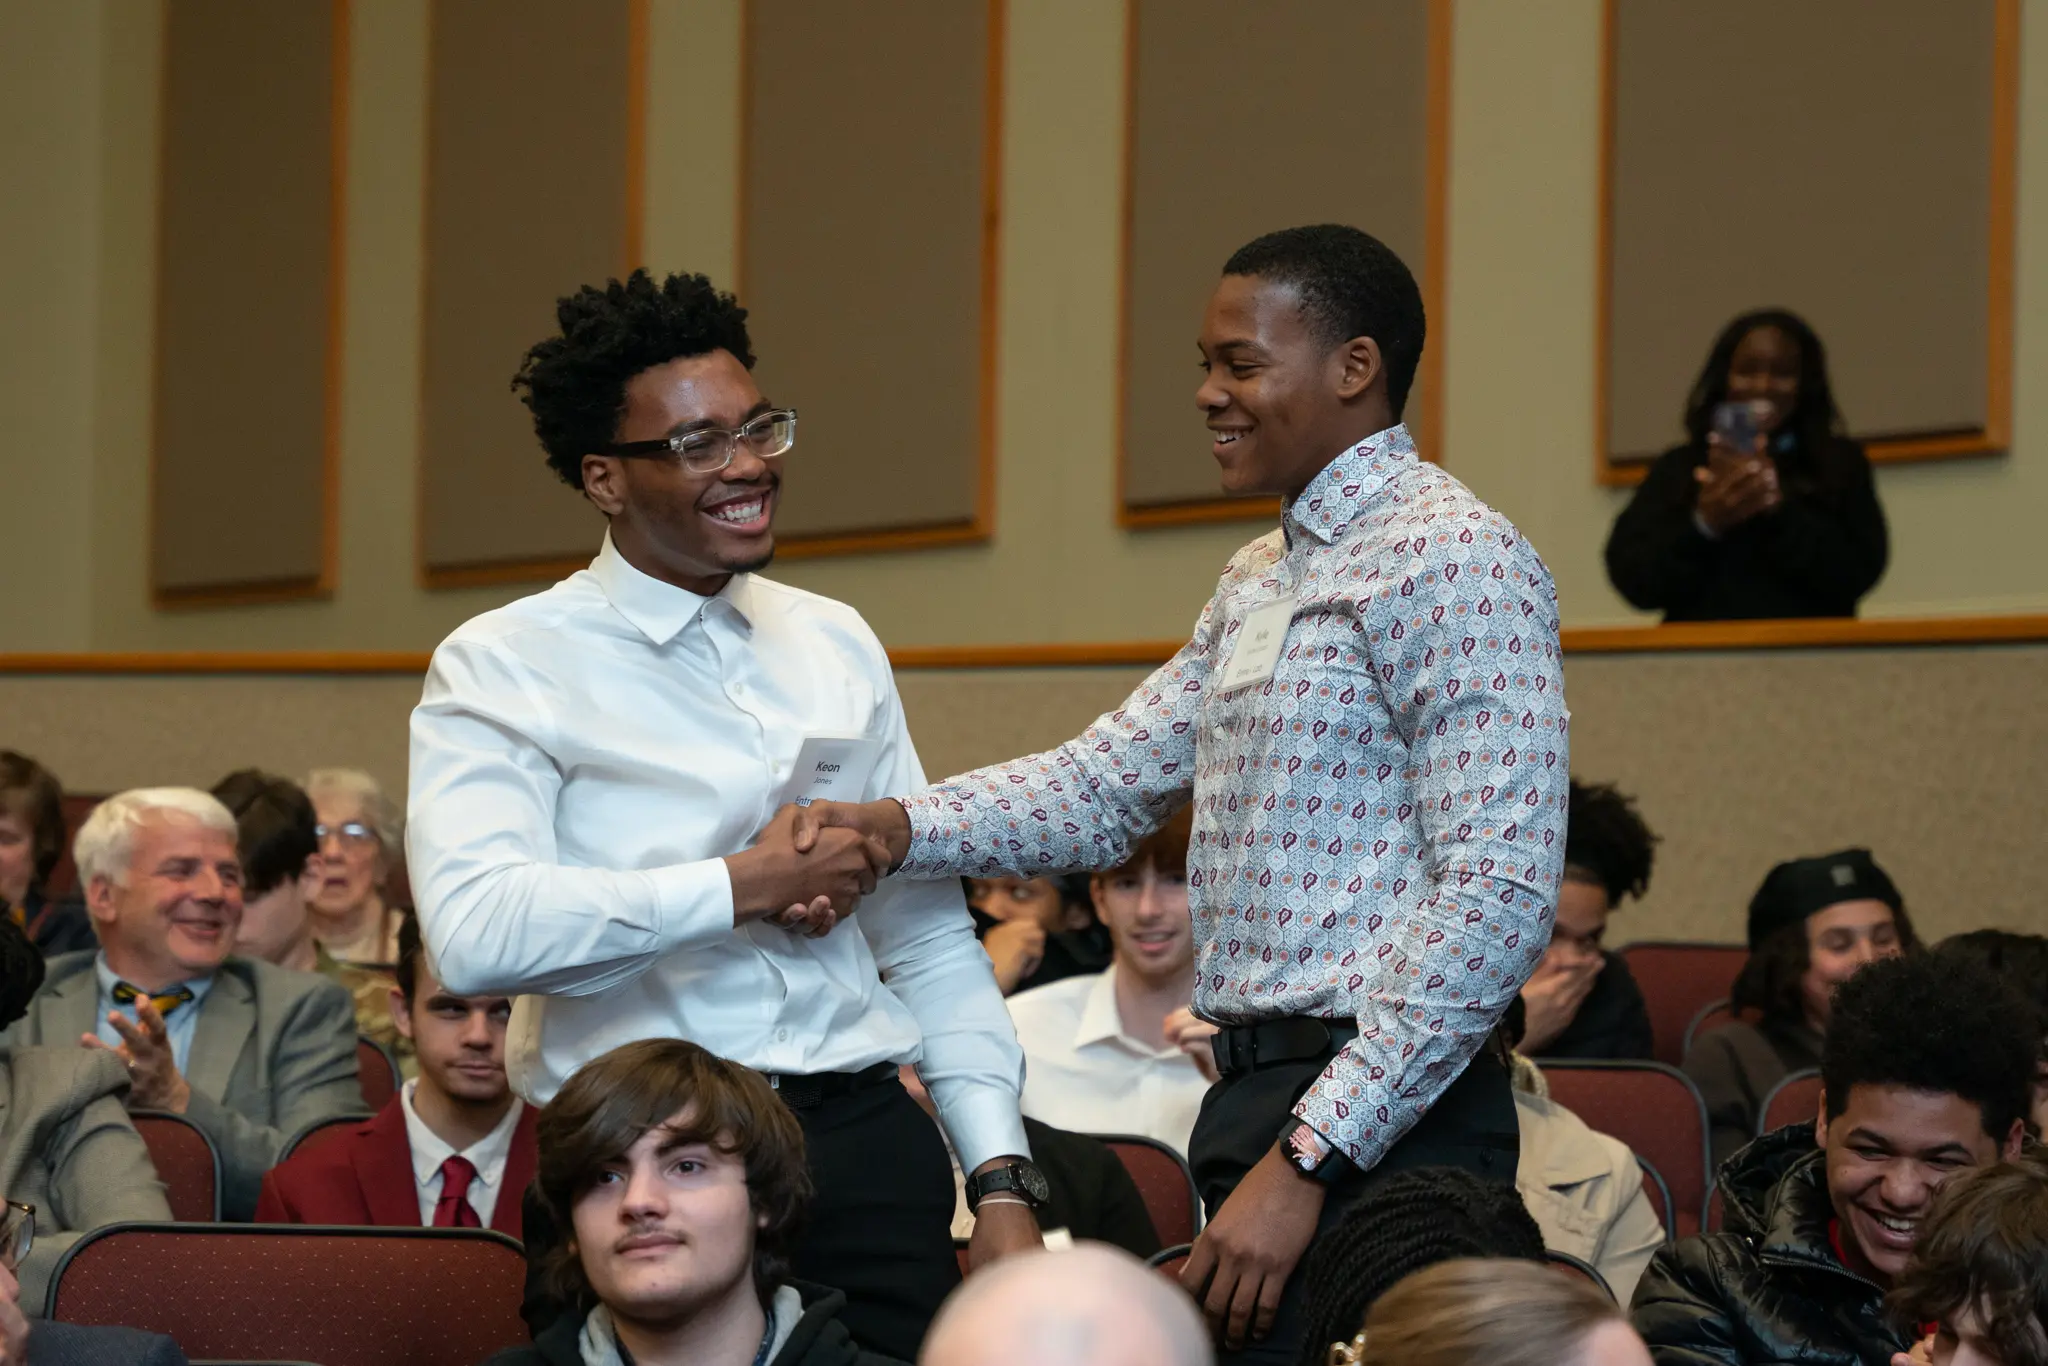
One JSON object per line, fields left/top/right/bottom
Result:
{"left": 0, "top": 909, "right": 172, "bottom": 1312}
{"left": 304, "top": 768, "right": 405, "bottom": 966}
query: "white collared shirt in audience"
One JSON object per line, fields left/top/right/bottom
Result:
{"left": 407, "top": 533, "right": 1027, "bottom": 1172}
{"left": 400, "top": 1079, "right": 524, "bottom": 1227}
{"left": 1005, "top": 964, "right": 1211, "bottom": 1156}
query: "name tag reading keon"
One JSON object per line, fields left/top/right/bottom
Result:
{"left": 1217, "top": 596, "right": 1295, "bottom": 693}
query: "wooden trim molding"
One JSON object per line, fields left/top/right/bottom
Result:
{"left": 1594, "top": 0, "right": 2018, "bottom": 488}
{"left": 6, "top": 615, "right": 2045, "bottom": 677}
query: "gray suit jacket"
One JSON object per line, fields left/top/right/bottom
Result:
{"left": 0, "top": 1047, "right": 173, "bottom": 1315}
{"left": 5, "top": 954, "right": 362, "bottom": 1221}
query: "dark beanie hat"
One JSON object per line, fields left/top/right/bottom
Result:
{"left": 1746, "top": 848, "right": 1902, "bottom": 950}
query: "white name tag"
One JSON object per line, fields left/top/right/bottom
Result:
{"left": 1216, "top": 596, "right": 1295, "bottom": 693}
{"left": 785, "top": 734, "right": 881, "bottom": 806}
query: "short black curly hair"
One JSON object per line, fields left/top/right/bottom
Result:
{"left": 510, "top": 269, "right": 755, "bottom": 490}
{"left": 1823, "top": 949, "right": 2041, "bottom": 1139}
{"left": 1563, "top": 779, "right": 1657, "bottom": 907}
{"left": 1222, "top": 224, "right": 1427, "bottom": 418}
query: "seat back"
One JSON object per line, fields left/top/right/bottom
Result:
{"left": 1635, "top": 1155, "right": 1675, "bottom": 1241}
{"left": 1684, "top": 999, "right": 1745, "bottom": 1058}
{"left": 1759, "top": 1068, "right": 1823, "bottom": 1137}
{"left": 1546, "top": 1249, "right": 1615, "bottom": 1301}
{"left": 47, "top": 1223, "right": 528, "bottom": 1366}
{"left": 1539, "top": 1061, "right": 1712, "bottom": 1238}
{"left": 1092, "top": 1134, "right": 1202, "bottom": 1245}
{"left": 1619, "top": 942, "right": 1748, "bottom": 1065}
{"left": 1147, "top": 1243, "right": 1192, "bottom": 1283}
{"left": 279, "top": 1113, "right": 370, "bottom": 1163}
{"left": 129, "top": 1110, "right": 220, "bottom": 1222}
{"left": 357, "top": 1037, "right": 400, "bottom": 1112}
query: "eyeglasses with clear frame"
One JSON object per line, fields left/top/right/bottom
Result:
{"left": 601, "top": 408, "right": 797, "bottom": 476}
{"left": 0, "top": 1202, "right": 34, "bottom": 1272}
{"left": 314, "top": 822, "right": 378, "bottom": 849}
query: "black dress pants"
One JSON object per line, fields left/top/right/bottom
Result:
{"left": 1187, "top": 1046, "right": 1519, "bottom": 1366}
{"left": 522, "top": 1070, "right": 960, "bottom": 1363}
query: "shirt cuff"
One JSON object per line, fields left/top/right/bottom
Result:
{"left": 647, "top": 858, "right": 740, "bottom": 951}
{"left": 938, "top": 1081, "right": 1033, "bottom": 1174}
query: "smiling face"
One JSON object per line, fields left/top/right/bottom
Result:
{"left": 581, "top": 351, "right": 781, "bottom": 596}
{"left": 1724, "top": 324, "right": 1803, "bottom": 434}
{"left": 570, "top": 1110, "right": 765, "bottom": 1330}
{"left": 1091, "top": 856, "right": 1193, "bottom": 986}
{"left": 1195, "top": 274, "right": 1384, "bottom": 502}
{"left": 1802, "top": 900, "right": 1903, "bottom": 1029}
{"left": 1819, "top": 1084, "right": 2023, "bottom": 1285}
{"left": 89, "top": 812, "right": 243, "bottom": 989}
{"left": 391, "top": 960, "right": 512, "bottom": 1107}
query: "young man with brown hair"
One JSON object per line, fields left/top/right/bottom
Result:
{"left": 488, "top": 1038, "right": 900, "bottom": 1366}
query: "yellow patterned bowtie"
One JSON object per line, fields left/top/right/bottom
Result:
{"left": 111, "top": 981, "right": 195, "bottom": 1018}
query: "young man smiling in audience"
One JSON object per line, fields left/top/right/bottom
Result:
{"left": 1631, "top": 950, "right": 2036, "bottom": 1366}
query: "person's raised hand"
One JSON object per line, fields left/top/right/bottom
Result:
{"left": 1181, "top": 1143, "right": 1326, "bottom": 1350}
{"left": 981, "top": 919, "right": 1047, "bottom": 994}
{"left": 725, "top": 819, "right": 892, "bottom": 933}
{"left": 1164, "top": 1006, "right": 1221, "bottom": 1083}
{"left": 1516, "top": 954, "right": 1603, "bottom": 1055}
{"left": 84, "top": 997, "right": 192, "bottom": 1113}
{"left": 1890, "top": 1332, "right": 1935, "bottom": 1366}
{"left": 788, "top": 799, "right": 912, "bottom": 866}
{"left": 1695, "top": 436, "right": 1779, "bottom": 534}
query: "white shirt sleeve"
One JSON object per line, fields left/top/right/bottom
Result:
{"left": 407, "top": 636, "right": 736, "bottom": 998}
{"left": 852, "top": 658, "right": 1030, "bottom": 1174}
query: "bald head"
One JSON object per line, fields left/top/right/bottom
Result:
{"left": 920, "top": 1245, "right": 1212, "bottom": 1366}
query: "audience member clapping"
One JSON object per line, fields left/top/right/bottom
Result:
{"left": 1935, "top": 930, "right": 2048, "bottom": 1137}
{"left": 1633, "top": 950, "right": 2034, "bottom": 1366}
{"left": 1889, "top": 1151, "right": 2048, "bottom": 1366}
{"left": 1685, "top": 848, "right": 1915, "bottom": 1167}
{"left": 965, "top": 875, "right": 1109, "bottom": 997}
{"left": 1518, "top": 780, "right": 1659, "bottom": 1059}
{"left": 0, "top": 753, "right": 93, "bottom": 958}
{"left": 1005, "top": 806, "right": 1208, "bottom": 1155}
{"left": 1331, "top": 1258, "right": 1651, "bottom": 1366}
{"left": 304, "top": 768, "right": 404, "bottom": 966}
{"left": 492, "top": 1038, "right": 895, "bottom": 1366}
{"left": 0, "top": 788, "right": 362, "bottom": 1220}
{"left": 919, "top": 1243, "right": 1212, "bottom": 1366}
{"left": 258, "top": 913, "right": 531, "bottom": 1233}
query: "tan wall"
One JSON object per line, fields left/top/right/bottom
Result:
{"left": 3, "top": 0, "right": 2047, "bottom": 647}
{"left": 6, "top": 643, "right": 2044, "bottom": 944}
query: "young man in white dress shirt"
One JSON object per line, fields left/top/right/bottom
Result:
{"left": 407, "top": 271, "right": 1040, "bottom": 1361}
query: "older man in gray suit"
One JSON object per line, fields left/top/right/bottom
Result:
{"left": 3, "top": 789, "right": 361, "bottom": 1220}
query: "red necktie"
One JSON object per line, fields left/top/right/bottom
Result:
{"left": 433, "top": 1156, "right": 481, "bottom": 1228}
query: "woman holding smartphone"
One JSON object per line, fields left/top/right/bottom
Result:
{"left": 1605, "top": 308, "right": 1888, "bottom": 622}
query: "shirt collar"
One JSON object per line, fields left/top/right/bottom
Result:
{"left": 1072, "top": 963, "right": 1131, "bottom": 1049}
{"left": 590, "top": 531, "right": 755, "bottom": 648}
{"left": 400, "top": 1077, "right": 526, "bottom": 1188}
{"left": 1283, "top": 423, "right": 1418, "bottom": 546}
{"left": 95, "top": 952, "right": 215, "bottom": 1008}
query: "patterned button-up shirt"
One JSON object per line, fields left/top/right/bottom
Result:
{"left": 899, "top": 425, "right": 1569, "bottom": 1169}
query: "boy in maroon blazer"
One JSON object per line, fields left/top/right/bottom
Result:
{"left": 256, "top": 914, "right": 534, "bottom": 1233}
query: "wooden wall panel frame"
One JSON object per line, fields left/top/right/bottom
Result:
{"left": 150, "top": 0, "right": 350, "bottom": 609}
{"left": 732, "top": 0, "right": 1004, "bottom": 562}
{"left": 1593, "top": 0, "right": 2019, "bottom": 489}
{"left": 414, "top": 0, "right": 648, "bottom": 591}
{"left": 1116, "top": 0, "right": 1453, "bottom": 530}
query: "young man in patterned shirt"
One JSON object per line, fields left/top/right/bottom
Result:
{"left": 790, "top": 224, "right": 1569, "bottom": 1364}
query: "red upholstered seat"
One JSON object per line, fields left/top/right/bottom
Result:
{"left": 357, "top": 1036, "right": 401, "bottom": 1112}
{"left": 1092, "top": 1134, "right": 1202, "bottom": 1246}
{"left": 1619, "top": 942, "right": 1749, "bottom": 1066}
{"left": 1148, "top": 1243, "right": 1192, "bottom": 1283}
{"left": 129, "top": 1111, "right": 220, "bottom": 1222}
{"left": 1759, "top": 1068, "right": 1823, "bottom": 1137}
{"left": 279, "top": 1112, "right": 369, "bottom": 1163}
{"left": 1547, "top": 1249, "right": 1615, "bottom": 1301}
{"left": 1635, "top": 1155, "right": 1675, "bottom": 1240}
{"left": 45, "top": 1224, "right": 528, "bottom": 1366}
{"left": 1540, "top": 1061, "right": 1712, "bottom": 1238}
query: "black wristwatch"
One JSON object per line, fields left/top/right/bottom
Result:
{"left": 1280, "top": 1120, "right": 1350, "bottom": 1186}
{"left": 965, "top": 1159, "right": 1050, "bottom": 1213}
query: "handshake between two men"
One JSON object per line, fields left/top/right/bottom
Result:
{"left": 723, "top": 798, "right": 917, "bottom": 936}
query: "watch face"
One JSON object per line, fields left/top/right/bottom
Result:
{"left": 1017, "top": 1162, "right": 1051, "bottom": 1204}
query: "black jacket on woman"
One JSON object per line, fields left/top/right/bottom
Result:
{"left": 1605, "top": 436, "right": 1887, "bottom": 622}
{"left": 1630, "top": 1125, "right": 1907, "bottom": 1366}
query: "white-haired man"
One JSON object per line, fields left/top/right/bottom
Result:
{"left": 1, "top": 788, "right": 362, "bottom": 1219}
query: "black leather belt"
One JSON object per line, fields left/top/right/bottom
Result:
{"left": 761, "top": 1060, "right": 899, "bottom": 1111}
{"left": 1210, "top": 1017, "right": 1361, "bottom": 1077}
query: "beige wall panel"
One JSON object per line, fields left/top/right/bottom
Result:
{"left": 1122, "top": 0, "right": 1431, "bottom": 511}
{"left": 1608, "top": 0, "right": 1997, "bottom": 460}
{"left": 740, "top": 0, "right": 994, "bottom": 544}
{"left": 417, "top": 0, "right": 632, "bottom": 577}
{"left": 153, "top": 0, "right": 339, "bottom": 598}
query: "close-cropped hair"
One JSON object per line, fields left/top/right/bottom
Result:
{"left": 73, "top": 788, "right": 237, "bottom": 888}
{"left": 1682, "top": 308, "right": 1843, "bottom": 461}
{"left": 304, "top": 768, "right": 403, "bottom": 853}
{"left": 1561, "top": 779, "right": 1656, "bottom": 907}
{"left": 210, "top": 769, "right": 319, "bottom": 898}
{"left": 1940, "top": 930, "right": 2048, "bottom": 1026}
{"left": 1222, "top": 224, "right": 1426, "bottom": 419}
{"left": 534, "top": 1038, "right": 810, "bottom": 1311}
{"left": 1338, "top": 1257, "right": 1624, "bottom": 1366}
{"left": 1822, "top": 950, "right": 2039, "bottom": 1138}
{"left": 1105, "top": 803, "right": 1194, "bottom": 881}
{"left": 511, "top": 269, "right": 757, "bottom": 491}
{"left": 0, "top": 750, "right": 66, "bottom": 901}
{"left": 1730, "top": 904, "right": 1921, "bottom": 1025}
{"left": 1891, "top": 1152, "right": 2048, "bottom": 1366}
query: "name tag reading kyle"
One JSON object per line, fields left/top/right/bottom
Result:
{"left": 785, "top": 734, "right": 881, "bottom": 807}
{"left": 1216, "top": 596, "right": 1296, "bottom": 694}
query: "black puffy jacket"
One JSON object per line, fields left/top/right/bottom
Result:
{"left": 1630, "top": 1125, "right": 1908, "bottom": 1366}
